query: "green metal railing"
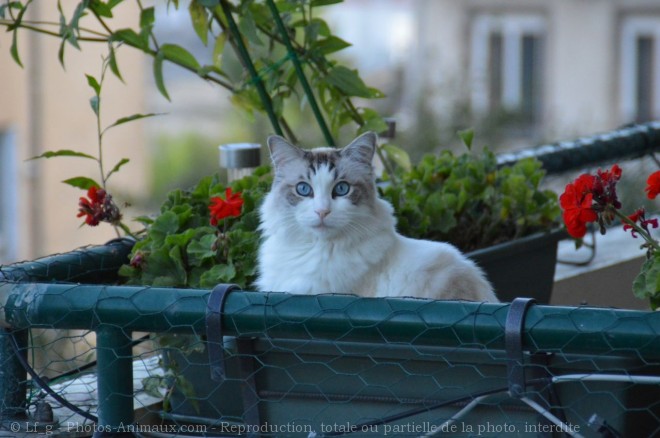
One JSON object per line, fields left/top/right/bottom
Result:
{"left": 0, "top": 249, "right": 659, "bottom": 436}
{"left": 497, "top": 121, "right": 660, "bottom": 173}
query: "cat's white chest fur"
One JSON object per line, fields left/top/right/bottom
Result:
{"left": 255, "top": 132, "right": 497, "bottom": 302}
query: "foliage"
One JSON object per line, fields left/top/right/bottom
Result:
{"left": 122, "top": 131, "right": 560, "bottom": 291}
{"left": 380, "top": 132, "right": 561, "bottom": 252}
{"left": 560, "top": 166, "right": 660, "bottom": 310}
{"left": 0, "top": 0, "right": 406, "bottom": 174}
{"left": 118, "top": 166, "right": 271, "bottom": 289}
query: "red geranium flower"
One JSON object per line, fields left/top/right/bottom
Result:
{"left": 645, "top": 171, "right": 660, "bottom": 200}
{"left": 77, "top": 186, "right": 121, "bottom": 226}
{"left": 597, "top": 164, "right": 622, "bottom": 184}
{"left": 624, "top": 208, "right": 659, "bottom": 238}
{"left": 592, "top": 164, "right": 622, "bottom": 211}
{"left": 560, "top": 180, "right": 598, "bottom": 238}
{"left": 209, "top": 188, "right": 244, "bottom": 226}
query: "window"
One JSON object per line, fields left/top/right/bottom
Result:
{"left": 470, "top": 14, "right": 546, "bottom": 123}
{"left": 620, "top": 16, "right": 660, "bottom": 123}
{"left": 0, "top": 129, "right": 18, "bottom": 263}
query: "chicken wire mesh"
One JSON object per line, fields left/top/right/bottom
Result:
{"left": 0, "top": 241, "right": 658, "bottom": 438}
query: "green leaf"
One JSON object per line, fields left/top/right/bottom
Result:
{"left": 311, "top": 36, "right": 351, "bottom": 55}
{"left": 212, "top": 33, "right": 226, "bottom": 68}
{"left": 153, "top": 52, "right": 171, "bottom": 101}
{"left": 164, "top": 228, "right": 198, "bottom": 248}
{"left": 151, "top": 211, "right": 181, "bottom": 241}
{"left": 358, "top": 108, "right": 388, "bottom": 134}
{"left": 57, "top": 38, "right": 67, "bottom": 67}
{"left": 142, "top": 376, "right": 166, "bottom": 399}
{"left": 105, "top": 113, "right": 161, "bottom": 131}
{"left": 7, "top": 0, "right": 30, "bottom": 67}
{"left": 174, "top": 374, "right": 199, "bottom": 413}
{"left": 200, "top": 263, "right": 236, "bottom": 287}
{"left": 134, "top": 215, "right": 155, "bottom": 227}
{"left": 382, "top": 143, "right": 412, "bottom": 172}
{"left": 0, "top": 2, "right": 20, "bottom": 19}
{"left": 311, "top": 0, "right": 343, "bottom": 6}
{"left": 107, "top": 43, "right": 123, "bottom": 81}
{"left": 30, "top": 149, "right": 96, "bottom": 160}
{"left": 89, "top": 95, "right": 100, "bottom": 116}
{"left": 68, "top": 1, "right": 87, "bottom": 34}
{"left": 160, "top": 43, "right": 201, "bottom": 71}
{"left": 187, "top": 234, "right": 217, "bottom": 264}
{"left": 458, "top": 128, "right": 474, "bottom": 150}
{"left": 62, "top": 177, "right": 101, "bottom": 190}
{"left": 106, "top": 158, "right": 130, "bottom": 180}
{"left": 197, "top": 0, "right": 219, "bottom": 6}
{"left": 238, "top": 11, "right": 262, "bottom": 46}
{"left": 86, "top": 74, "right": 101, "bottom": 95}
{"left": 633, "top": 255, "right": 660, "bottom": 301}
{"left": 188, "top": 1, "right": 209, "bottom": 45}
{"left": 89, "top": 0, "right": 114, "bottom": 18}
{"left": 112, "top": 28, "right": 149, "bottom": 51}
{"left": 326, "top": 66, "right": 374, "bottom": 98}
{"left": 139, "top": 7, "right": 155, "bottom": 32}
{"left": 10, "top": 27, "right": 23, "bottom": 67}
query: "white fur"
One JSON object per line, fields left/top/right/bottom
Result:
{"left": 255, "top": 133, "right": 497, "bottom": 302}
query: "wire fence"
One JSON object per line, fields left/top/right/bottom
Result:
{"left": 1, "top": 123, "right": 660, "bottom": 437}
{"left": 0, "top": 240, "right": 658, "bottom": 437}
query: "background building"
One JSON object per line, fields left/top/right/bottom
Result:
{"left": 400, "top": 0, "right": 660, "bottom": 149}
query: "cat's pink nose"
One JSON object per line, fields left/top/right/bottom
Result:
{"left": 316, "top": 209, "right": 330, "bottom": 220}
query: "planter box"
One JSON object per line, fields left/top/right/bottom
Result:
{"left": 468, "top": 229, "right": 567, "bottom": 304}
{"left": 167, "top": 336, "right": 659, "bottom": 437}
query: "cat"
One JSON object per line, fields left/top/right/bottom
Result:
{"left": 255, "top": 132, "right": 497, "bottom": 302}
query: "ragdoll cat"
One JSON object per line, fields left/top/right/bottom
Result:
{"left": 255, "top": 132, "right": 497, "bottom": 302}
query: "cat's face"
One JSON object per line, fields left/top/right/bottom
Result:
{"left": 266, "top": 132, "right": 378, "bottom": 238}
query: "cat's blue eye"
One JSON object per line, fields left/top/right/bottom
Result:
{"left": 296, "top": 182, "right": 313, "bottom": 197}
{"left": 333, "top": 181, "right": 350, "bottom": 197}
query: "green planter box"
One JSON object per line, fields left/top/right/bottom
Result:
{"left": 468, "top": 229, "right": 567, "bottom": 304}
{"left": 166, "top": 336, "right": 658, "bottom": 437}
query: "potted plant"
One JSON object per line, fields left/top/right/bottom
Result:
{"left": 379, "top": 132, "right": 562, "bottom": 303}
{"left": 117, "top": 133, "right": 562, "bottom": 302}
{"left": 559, "top": 163, "right": 660, "bottom": 310}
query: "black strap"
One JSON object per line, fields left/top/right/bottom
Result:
{"left": 505, "top": 297, "right": 536, "bottom": 398}
{"left": 206, "top": 283, "right": 241, "bottom": 381}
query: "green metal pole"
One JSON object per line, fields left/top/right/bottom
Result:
{"left": 94, "top": 325, "right": 134, "bottom": 437}
{"left": 0, "top": 329, "right": 27, "bottom": 424}
{"left": 219, "top": 0, "right": 284, "bottom": 137}
{"left": 265, "top": 0, "right": 336, "bottom": 146}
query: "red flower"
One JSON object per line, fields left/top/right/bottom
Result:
{"left": 597, "top": 164, "right": 622, "bottom": 184}
{"left": 560, "top": 178, "right": 598, "bottom": 238}
{"left": 77, "top": 186, "right": 121, "bottom": 226}
{"left": 624, "top": 208, "right": 659, "bottom": 238}
{"left": 209, "top": 188, "right": 244, "bottom": 226}
{"left": 592, "top": 164, "right": 622, "bottom": 210}
{"left": 645, "top": 171, "right": 660, "bottom": 199}
{"left": 130, "top": 251, "right": 146, "bottom": 269}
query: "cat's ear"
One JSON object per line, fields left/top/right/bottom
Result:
{"left": 267, "top": 135, "right": 304, "bottom": 169}
{"left": 342, "top": 132, "right": 377, "bottom": 165}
